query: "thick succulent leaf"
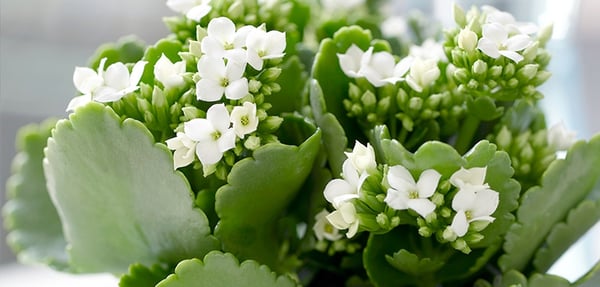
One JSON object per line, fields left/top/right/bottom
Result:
{"left": 309, "top": 79, "right": 347, "bottom": 176}
{"left": 495, "top": 270, "right": 571, "bottom": 287}
{"left": 533, "top": 200, "right": 600, "bottom": 272}
{"left": 214, "top": 116, "right": 321, "bottom": 270}
{"left": 269, "top": 56, "right": 307, "bottom": 114}
{"left": 466, "top": 96, "right": 504, "bottom": 121}
{"left": 156, "top": 251, "right": 297, "bottom": 287}
{"left": 89, "top": 36, "right": 146, "bottom": 70}
{"left": 119, "top": 263, "right": 172, "bottom": 287}
{"left": 311, "top": 25, "right": 372, "bottom": 142}
{"left": 363, "top": 228, "right": 419, "bottom": 287}
{"left": 499, "top": 135, "right": 600, "bottom": 272}
{"left": 412, "top": 141, "right": 465, "bottom": 176}
{"left": 2, "top": 119, "right": 68, "bottom": 269}
{"left": 385, "top": 249, "right": 445, "bottom": 276}
{"left": 44, "top": 103, "right": 218, "bottom": 274}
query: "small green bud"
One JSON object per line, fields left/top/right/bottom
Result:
{"left": 227, "top": 1, "right": 244, "bottom": 19}
{"left": 472, "top": 60, "right": 487, "bottom": 76}
{"left": 361, "top": 90, "right": 377, "bottom": 110}
{"left": 458, "top": 29, "right": 478, "bottom": 52}
{"left": 256, "top": 109, "right": 267, "bottom": 120}
{"left": 260, "top": 116, "right": 283, "bottom": 132}
{"left": 532, "top": 71, "right": 552, "bottom": 86}
{"left": 442, "top": 227, "right": 457, "bottom": 242}
{"left": 396, "top": 88, "right": 408, "bottom": 106}
{"left": 244, "top": 135, "right": 261, "bottom": 150}
{"left": 408, "top": 97, "right": 423, "bottom": 111}
{"left": 189, "top": 40, "right": 203, "bottom": 57}
{"left": 419, "top": 227, "right": 433, "bottom": 237}
{"left": 536, "top": 50, "right": 552, "bottom": 67}
{"left": 431, "top": 193, "right": 444, "bottom": 206}
{"left": 453, "top": 3, "right": 467, "bottom": 27}
{"left": 195, "top": 26, "right": 207, "bottom": 41}
{"left": 503, "top": 63, "right": 515, "bottom": 78}
{"left": 375, "top": 194, "right": 386, "bottom": 202}
{"left": 215, "top": 164, "right": 228, "bottom": 180}
{"left": 376, "top": 213, "right": 390, "bottom": 229}
{"left": 269, "top": 83, "right": 281, "bottom": 93}
{"left": 366, "top": 113, "right": 378, "bottom": 124}
{"left": 519, "top": 163, "right": 531, "bottom": 174}
{"left": 376, "top": 97, "right": 391, "bottom": 116}
{"left": 438, "top": 180, "right": 451, "bottom": 193}
{"left": 489, "top": 65, "right": 503, "bottom": 78}
{"left": 496, "top": 126, "right": 512, "bottom": 150}
{"left": 469, "top": 220, "right": 490, "bottom": 232}
{"left": 351, "top": 104, "right": 363, "bottom": 116}
{"left": 532, "top": 130, "right": 548, "bottom": 148}
{"left": 178, "top": 52, "right": 196, "bottom": 65}
{"left": 143, "top": 111, "right": 155, "bottom": 125}
{"left": 454, "top": 68, "right": 469, "bottom": 83}
{"left": 182, "top": 106, "right": 203, "bottom": 121}
{"left": 390, "top": 216, "right": 401, "bottom": 227}
{"left": 248, "top": 79, "right": 262, "bottom": 93}
{"left": 137, "top": 98, "right": 152, "bottom": 112}
{"left": 192, "top": 73, "right": 201, "bottom": 83}
{"left": 467, "top": 79, "right": 478, "bottom": 89}
{"left": 261, "top": 67, "right": 282, "bottom": 82}
{"left": 440, "top": 207, "right": 452, "bottom": 218}
{"left": 452, "top": 238, "right": 471, "bottom": 254}
{"left": 451, "top": 49, "right": 467, "bottom": 67}
{"left": 426, "top": 93, "right": 442, "bottom": 109}
{"left": 538, "top": 24, "right": 554, "bottom": 46}
{"left": 522, "top": 85, "right": 537, "bottom": 97}
{"left": 517, "top": 64, "right": 539, "bottom": 82}
{"left": 507, "top": 78, "right": 519, "bottom": 88}
{"left": 224, "top": 151, "right": 235, "bottom": 166}
{"left": 465, "top": 233, "right": 484, "bottom": 244}
{"left": 420, "top": 109, "right": 437, "bottom": 119}
{"left": 348, "top": 83, "right": 362, "bottom": 101}
{"left": 522, "top": 41, "right": 539, "bottom": 63}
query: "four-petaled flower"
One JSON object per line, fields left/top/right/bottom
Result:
{"left": 166, "top": 132, "right": 197, "bottom": 169}
{"left": 154, "top": 54, "right": 186, "bottom": 89}
{"left": 337, "top": 44, "right": 371, "bottom": 78}
{"left": 324, "top": 160, "right": 363, "bottom": 209}
{"left": 384, "top": 165, "right": 441, "bottom": 218}
{"left": 201, "top": 17, "right": 252, "bottom": 64}
{"left": 196, "top": 56, "right": 248, "bottom": 102}
{"left": 344, "top": 141, "right": 377, "bottom": 175}
{"left": 167, "top": 0, "right": 212, "bottom": 22}
{"left": 184, "top": 103, "right": 236, "bottom": 166}
{"left": 246, "top": 27, "right": 286, "bottom": 70}
{"left": 67, "top": 58, "right": 147, "bottom": 111}
{"left": 477, "top": 22, "right": 532, "bottom": 63}
{"left": 405, "top": 57, "right": 440, "bottom": 93}
{"left": 326, "top": 201, "right": 360, "bottom": 238}
{"left": 449, "top": 187, "right": 499, "bottom": 237}
{"left": 361, "top": 51, "right": 412, "bottom": 87}
{"left": 313, "top": 209, "right": 343, "bottom": 242}
{"left": 230, "top": 102, "right": 259, "bottom": 138}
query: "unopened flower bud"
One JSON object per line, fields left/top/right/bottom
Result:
{"left": 244, "top": 135, "right": 261, "bottom": 150}
{"left": 361, "top": 90, "right": 377, "bottom": 110}
{"left": 489, "top": 66, "right": 502, "bottom": 78}
{"left": 419, "top": 227, "right": 433, "bottom": 237}
{"left": 453, "top": 3, "right": 467, "bottom": 27}
{"left": 532, "top": 71, "right": 552, "bottom": 86}
{"left": 442, "top": 226, "right": 457, "bottom": 242}
{"left": 189, "top": 40, "right": 203, "bottom": 57}
{"left": 538, "top": 24, "right": 553, "bottom": 46}
{"left": 522, "top": 41, "right": 539, "bottom": 63}
{"left": 227, "top": 1, "right": 244, "bottom": 19}
{"left": 465, "top": 233, "right": 484, "bottom": 244}
{"left": 469, "top": 220, "right": 491, "bottom": 232}
{"left": 467, "top": 79, "right": 478, "bottom": 89}
{"left": 431, "top": 193, "right": 444, "bottom": 206}
{"left": 496, "top": 126, "right": 512, "bottom": 150}
{"left": 260, "top": 116, "right": 283, "bottom": 132}
{"left": 376, "top": 213, "right": 390, "bottom": 229}
{"left": 472, "top": 60, "right": 487, "bottom": 76}
{"left": 408, "top": 97, "right": 423, "bottom": 111}
{"left": 377, "top": 97, "right": 391, "bottom": 116}
{"left": 458, "top": 29, "right": 478, "bottom": 52}
{"left": 261, "top": 67, "right": 282, "bottom": 82}
{"left": 452, "top": 238, "right": 471, "bottom": 254}
{"left": 440, "top": 207, "right": 452, "bottom": 218}
{"left": 517, "top": 64, "right": 539, "bottom": 82}
{"left": 503, "top": 63, "right": 515, "bottom": 78}
{"left": 454, "top": 68, "right": 469, "bottom": 83}
{"left": 348, "top": 83, "right": 362, "bottom": 101}
{"left": 507, "top": 78, "right": 519, "bottom": 88}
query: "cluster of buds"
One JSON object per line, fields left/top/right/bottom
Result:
{"left": 444, "top": 5, "right": 553, "bottom": 103}
{"left": 314, "top": 141, "right": 500, "bottom": 254}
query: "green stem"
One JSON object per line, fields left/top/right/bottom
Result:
{"left": 455, "top": 115, "right": 480, "bottom": 154}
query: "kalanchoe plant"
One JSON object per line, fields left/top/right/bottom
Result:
{"left": 2, "top": 1, "right": 600, "bottom": 287}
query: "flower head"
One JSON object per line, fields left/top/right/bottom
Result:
{"left": 361, "top": 51, "right": 412, "bottom": 87}
{"left": 547, "top": 121, "right": 577, "bottom": 151}
{"left": 184, "top": 104, "right": 236, "bottom": 166}
{"left": 477, "top": 22, "right": 532, "bottom": 63}
{"left": 167, "top": 0, "right": 212, "bottom": 22}
{"left": 337, "top": 44, "right": 371, "bottom": 78}
{"left": 450, "top": 188, "right": 499, "bottom": 237}
{"left": 166, "top": 132, "right": 197, "bottom": 169}
{"left": 230, "top": 102, "right": 259, "bottom": 138}
{"left": 201, "top": 17, "right": 252, "bottom": 64}
{"left": 67, "top": 58, "right": 147, "bottom": 111}
{"left": 313, "top": 209, "right": 343, "bottom": 241}
{"left": 449, "top": 167, "right": 489, "bottom": 192}
{"left": 324, "top": 160, "right": 363, "bottom": 209}
{"left": 384, "top": 165, "right": 441, "bottom": 218}
{"left": 196, "top": 56, "right": 248, "bottom": 102}
{"left": 406, "top": 57, "right": 440, "bottom": 93}
{"left": 326, "top": 201, "right": 360, "bottom": 238}
{"left": 344, "top": 141, "right": 377, "bottom": 175}
{"left": 154, "top": 54, "right": 186, "bottom": 89}
{"left": 246, "top": 28, "right": 286, "bottom": 70}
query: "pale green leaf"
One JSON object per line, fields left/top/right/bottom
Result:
{"left": 156, "top": 251, "right": 297, "bottom": 287}
{"left": 214, "top": 115, "right": 321, "bottom": 270}
{"left": 44, "top": 103, "right": 218, "bottom": 274}
{"left": 2, "top": 119, "right": 68, "bottom": 269}
{"left": 499, "top": 135, "right": 600, "bottom": 272}
{"left": 385, "top": 249, "right": 445, "bottom": 276}
{"left": 119, "top": 263, "right": 171, "bottom": 287}
{"left": 533, "top": 200, "right": 600, "bottom": 272}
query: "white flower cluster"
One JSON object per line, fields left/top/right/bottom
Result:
{"left": 337, "top": 44, "right": 441, "bottom": 92}
{"left": 475, "top": 6, "right": 538, "bottom": 63}
{"left": 166, "top": 17, "right": 286, "bottom": 173}
{"left": 167, "top": 0, "right": 213, "bottom": 22}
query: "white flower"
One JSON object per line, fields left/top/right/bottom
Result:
{"left": 406, "top": 57, "right": 440, "bottom": 93}
{"left": 326, "top": 201, "right": 360, "bottom": 238}
{"left": 477, "top": 22, "right": 532, "bottom": 63}
{"left": 322, "top": 0, "right": 364, "bottom": 11}
{"left": 184, "top": 104, "right": 236, "bottom": 166}
{"left": 196, "top": 56, "right": 248, "bottom": 102}
{"left": 450, "top": 188, "right": 499, "bottom": 237}
{"left": 154, "top": 54, "right": 186, "bottom": 89}
{"left": 324, "top": 160, "right": 363, "bottom": 209}
{"left": 230, "top": 102, "right": 259, "bottom": 138}
{"left": 547, "top": 122, "right": 577, "bottom": 151}
{"left": 337, "top": 45, "right": 371, "bottom": 78}
{"left": 409, "top": 39, "right": 446, "bottom": 62}
{"left": 167, "top": 0, "right": 212, "bottom": 22}
{"left": 67, "top": 58, "right": 147, "bottom": 111}
{"left": 381, "top": 16, "right": 408, "bottom": 39}
{"left": 344, "top": 141, "right": 377, "bottom": 175}
{"left": 361, "top": 51, "right": 412, "bottom": 87}
{"left": 482, "top": 5, "right": 538, "bottom": 35}
{"left": 201, "top": 17, "right": 253, "bottom": 64}
{"left": 166, "top": 132, "right": 197, "bottom": 169}
{"left": 313, "top": 209, "right": 343, "bottom": 241}
{"left": 449, "top": 167, "right": 489, "bottom": 192}
{"left": 384, "top": 165, "right": 441, "bottom": 218}
{"left": 246, "top": 28, "right": 286, "bottom": 70}
{"left": 458, "top": 29, "right": 478, "bottom": 52}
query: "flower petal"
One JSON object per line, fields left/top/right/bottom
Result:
{"left": 198, "top": 56, "right": 225, "bottom": 79}
{"left": 207, "top": 17, "right": 236, "bottom": 43}
{"left": 103, "top": 62, "right": 130, "bottom": 90}
{"left": 450, "top": 210, "right": 469, "bottom": 237}
{"left": 451, "top": 189, "right": 476, "bottom": 212}
{"left": 324, "top": 179, "right": 358, "bottom": 208}
{"left": 224, "top": 78, "right": 248, "bottom": 100}
{"left": 186, "top": 4, "right": 212, "bottom": 21}
{"left": 207, "top": 103, "right": 231, "bottom": 132}
{"left": 407, "top": 198, "right": 436, "bottom": 218}
{"left": 217, "top": 129, "right": 236, "bottom": 153}
{"left": 504, "top": 34, "right": 532, "bottom": 52}
{"left": 66, "top": 94, "right": 92, "bottom": 112}
{"left": 477, "top": 38, "right": 501, "bottom": 59}
{"left": 416, "top": 169, "right": 441, "bottom": 198}
{"left": 73, "top": 67, "right": 101, "bottom": 94}
{"left": 387, "top": 165, "right": 416, "bottom": 192}
{"left": 384, "top": 188, "right": 410, "bottom": 210}
{"left": 196, "top": 79, "right": 224, "bottom": 102}
{"left": 184, "top": 118, "right": 212, "bottom": 141}
{"left": 196, "top": 140, "right": 222, "bottom": 165}
{"left": 472, "top": 188, "right": 499, "bottom": 218}
{"left": 129, "top": 60, "right": 147, "bottom": 87}
{"left": 482, "top": 23, "right": 507, "bottom": 43}
{"left": 499, "top": 50, "right": 524, "bottom": 63}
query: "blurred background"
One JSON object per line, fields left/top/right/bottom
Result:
{"left": 0, "top": 0, "right": 598, "bottom": 285}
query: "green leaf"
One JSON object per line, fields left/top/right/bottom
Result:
{"left": 214, "top": 116, "right": 321, "bottom": 270}
{"left": 269, "top": 56, "right": 307, "bottom": 114}
{"left": 499, "top": 135, "right": 600, "bottom": 272}
{"left": 141, "top": 39, "right": 184, "bottom": 84}
{"left": 44, "top": 103, "right": 218, "bottom": 274}
{"left": 2, "top": 119, "right": 68, "bottom": 269}
{"left": 528, "top": 273, "right": 571, "bottom": 287}
{"left": 363, "top": 228, "right": 418, "bottom": 287}
{"left": 309, "top": 80, "right": 347, "bottom": 176}
{"left": 119, "top": 263, "right": 172, "bottom": 287}
{"left": 311, "top": 26, "right": 373, "bottom": 142}
{"left": 385, "top": 249, "right": 445, "bottom": 276}
{"left": 413, "top": 141, "right": 465, "bottom": 176}
{"left": 533, "top": 200, "right": 600, "bottom": 272}
{"left": 156, "top": 251, "right": 297, "bottom": 287}
{"left": 88, "top": 36, "right": 146, "bottom": 69}
{"left": 466, "top": 96, "right": 504, "bottom": 121}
